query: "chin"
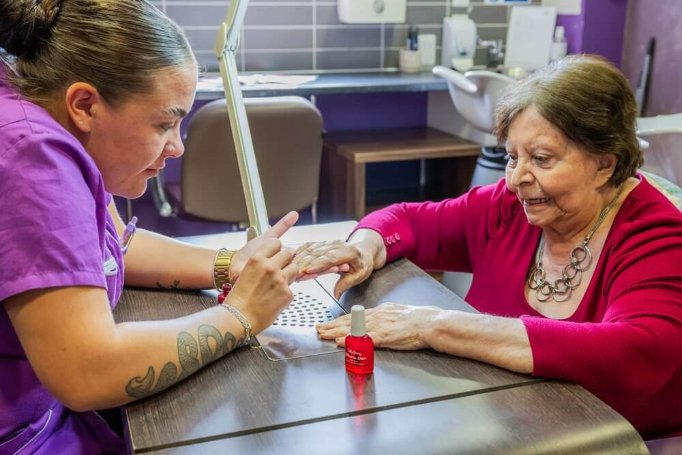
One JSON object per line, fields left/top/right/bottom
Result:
{"left": 522, "top": 211, "right": 545, "bottom": 227}
{"left": 112, "top": 182, "right": 148, "bottom": 200}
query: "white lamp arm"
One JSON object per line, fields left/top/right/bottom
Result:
{"left": 214, "top": 0, "right": 269, "bottom": 240}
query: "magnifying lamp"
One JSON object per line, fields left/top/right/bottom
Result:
{"left": 213, "top": 0, "right": 268, "bottom": 240}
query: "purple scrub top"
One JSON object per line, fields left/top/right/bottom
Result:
{"left": 0, "top": 66, "right": 126, "bottom": 453}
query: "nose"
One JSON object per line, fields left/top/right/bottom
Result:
{"left": 508, "top": 158, "right": 533, "bottom": 187}
{"left": 165, "top": 131, "right": 185, "bottom": 159}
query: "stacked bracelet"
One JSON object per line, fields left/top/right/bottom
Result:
{"left": 213, "top": 248, "right": 236, "bottom": 291}
{"left": 219, "top": 303, "right": 253, "bottom": 346}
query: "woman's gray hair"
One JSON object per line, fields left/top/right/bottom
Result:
{"left": 0, "top": 0, "right": 195, "bottom": 105}
{"left": 494, "top": 54, "right": 642, "bottom": 187}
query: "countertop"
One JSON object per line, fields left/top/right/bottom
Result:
{"left": 196, "top": 71, "right": 448, "bottom": 99}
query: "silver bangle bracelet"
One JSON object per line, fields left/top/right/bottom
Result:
{"left": 219, "top": 304, "right": 253, "bottom": 346}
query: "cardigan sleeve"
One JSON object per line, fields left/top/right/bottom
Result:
{"left": 355, "top": 181, "right": 512, "bottom": 272}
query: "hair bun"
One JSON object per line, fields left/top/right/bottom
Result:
{"left": 0, "top": 0, "right": 63, "bottom": 60}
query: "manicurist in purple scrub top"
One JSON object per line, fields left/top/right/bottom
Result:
{"left": 0, "top": 1, "right": 305, "bottom": 452}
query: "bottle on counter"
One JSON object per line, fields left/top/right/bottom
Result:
{"left": 345, "top": 305, "right": 374, "bottom": 375}
{"left": 550, "top": 25, "right": 567, "bottom": 62}
{"left": 406, "top": 25, "right": 419, "bottom": 51}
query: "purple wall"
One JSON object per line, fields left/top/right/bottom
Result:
{"left": 582, "top": 0, "right": 628, "bottom": 66}
{"left": 620, "top": 0, "right": 682, "bottom": 185}
{"left": 621, "top": 0, "right": 682, "bottom": 114}
{"left": 317, "top": 92, "right": 429, "bottom": 191}
{"left": 557, "top": 0, "right": 628, "bottom": 66}
{"left": 316, "top": 92, "right": 427, "bottom": 132}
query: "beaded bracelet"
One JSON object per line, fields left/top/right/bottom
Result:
{"left": 217, "top": 283, "right": 232, "bottom": 303}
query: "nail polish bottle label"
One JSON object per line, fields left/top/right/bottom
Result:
{"left": 345, "top": 305, "right": 374, "bottom": 374}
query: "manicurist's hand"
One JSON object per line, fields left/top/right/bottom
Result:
{"left": 226, "top": 237, "right": 299, "bottom": 335}
{"left": 316, "top": 303, "right": 441, "bottom": 350}
{"left": 294, "top": 228, "right": 386, "bottom": 299}
{"left": 228, "top": 211, "right": 299, "bottom": 282}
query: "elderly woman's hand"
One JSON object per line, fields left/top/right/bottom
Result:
{"left": 228, "top": 211, "right": 299, "bottom": 282}
{"left": 294, "top": 228, "right": 387, "bottom": 299}
{"left": 293, "top": 239, "right": 378, "bottom": 299}
{"left": 316, "top": 303, "right": 441, "bottom": 350}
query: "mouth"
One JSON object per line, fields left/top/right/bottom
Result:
{"left": 521, "top": 197, "right": 550, "bottom": 207}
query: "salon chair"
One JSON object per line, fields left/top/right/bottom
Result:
{"left": 164, "top": 96, "right": 324, "bottom": 226}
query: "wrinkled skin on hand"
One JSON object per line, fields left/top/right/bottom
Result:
{"left": 293, "top": 239, "right": 374, "bottom": 299}
{"left": 316, "top": 303, "right": 441, "bottom": 350}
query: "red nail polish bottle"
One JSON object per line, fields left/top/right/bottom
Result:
{"left": 345, "top": 305, "right": 374, "bottom": 375}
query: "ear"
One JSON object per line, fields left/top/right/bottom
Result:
{"left": 596, "top": 153, "right": 617, "bottom": 182}
{"left": 64, "top": 82, "right": 102, "bottom": 133}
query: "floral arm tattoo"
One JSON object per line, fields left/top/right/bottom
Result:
{"left": 125, "top": 325, "right": 239, "bottom": 399}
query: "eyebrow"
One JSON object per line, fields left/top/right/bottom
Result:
{"left": 165, "top": 106, "right": 188, "bottom": 118}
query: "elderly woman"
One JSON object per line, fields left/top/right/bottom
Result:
{"left": 0, "top": 1, "right": 311, "bottom": 452}
{"left": 297, "top": 55, "right": 682, "bottom": 439}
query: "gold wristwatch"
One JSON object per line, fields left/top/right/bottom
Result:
{"left": 213, "top": 248, "right": 236, "bottom": 290}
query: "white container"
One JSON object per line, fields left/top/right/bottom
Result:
{"left": 550, "top": 25, "right": 567, "bottom": 62}
{"left": 441, "top": 14, "right": 477, "bottom": 71}
{"left": 337, "top": 0, "right": 406, "bottom": 24}
{"left": 418, "top": 34, "right": 437, "bottom": 68}
{"left": 399, "top": 49, "right": 421, "bottom": 73}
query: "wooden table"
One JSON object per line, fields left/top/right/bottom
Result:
{"left": 319, "top": 128, "right": 481, "bottom": 220}
{"left": 114, "top": 222, "right": 647, "bottom": 454}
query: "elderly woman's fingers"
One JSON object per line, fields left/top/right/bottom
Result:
{"left": 333, "top": 266, "right": 374, "bottom": 299}
{"left": 316, "top": 311, "right": 351, "bottom": 331}
{"left": 333, "top": 274, "right": 361, "bottom": 299}
{"left": 321, "top": 303, "right": 437, "bottom": 350}
{"left": 296, "top": 240, "right": 358, "bottom": 274}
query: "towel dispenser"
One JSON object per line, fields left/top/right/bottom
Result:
{"left": 337, "top": 0, "right": 406, "bottom": 23}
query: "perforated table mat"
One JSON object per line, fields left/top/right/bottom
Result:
{"left": 255, "top": 278, "right": 346, "bottom": 361}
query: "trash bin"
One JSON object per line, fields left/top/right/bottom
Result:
{"left": 443, "top": 145, "right": 507, "bottom": 298}
{"left": 469, "top": 146, "right": 507, "bottom": 188}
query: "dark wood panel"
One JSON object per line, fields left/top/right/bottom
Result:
{"left": 151, "top": 382, "right": 647, "bottom": 455}
{"left": 317, "top": 127, "right": 480, "bottom": 220}
{"left": 116, "top": 260, "right": 541, "bottom": 453}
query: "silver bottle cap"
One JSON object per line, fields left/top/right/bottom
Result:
{"left": 350, "top": 305, "right": 366, "bottom": 337}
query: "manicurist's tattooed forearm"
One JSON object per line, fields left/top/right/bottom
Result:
{"left": 125, "top": 325, "right": 239, "bottom": 399}
{"left": 155, "top": 279, "right": 187, "bottom": 290}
